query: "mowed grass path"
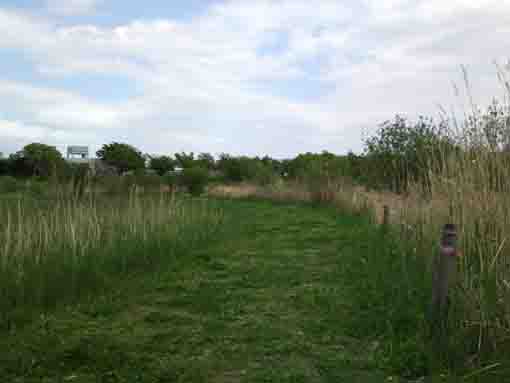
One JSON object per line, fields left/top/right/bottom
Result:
{"left": 1, "top": 199, "right": 392, "bottom": 382}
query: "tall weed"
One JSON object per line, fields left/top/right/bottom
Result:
{"left": 0, "top": 191, "right": 224, "bottom": 328}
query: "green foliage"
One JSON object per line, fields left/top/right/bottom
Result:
{"left": 96, "top": 142, "right": 145, "bottom": 175}
{"left": 0, "top": 193, "right": 506, "bottom": 380}
{"left": 363, "top": 115, "right": 456, "bottom": 193}
{"left": 216, "top": 154, "right": 279, "bottom": 184}
{"left": 0, "top": 199, "right": 394, "bottom": 382}
{"left": 164, "top": 172, "right": 180, "bottom": 188}
{"left": 129, "top": 172, "right": 165, "bottom": 191}
{"left": 180, "top": 166, "right": 209, "bottom": 195}
{"left": 196, "top": 152, "right": 215, "bottom": 170}
{"left": 464, "top": 98, "right": 510, "bottom": 151}
{"left": 0, "top": 158, "right": 10, "bottom": 176}
{"left": 340, "top": 227, "right": 432, "bottom": 378}
{"left": 281, "top": 151, "right": 362, "bottom": 194}
{"left": 0, "top": 194, "right": 224, "bottom": 329}
{"left": 252, "top": 163, "right": 277, "bottom": 185}
{"left": 149, "top": 155, "right": 175, "bottom": 176}
{"left": 94, "top": 173, "right": 164, "bottom": 194}
{"left": 94, "top": 175, "right": 126, "bottom": 194}
{"left": 174, "top": 152, "right": 195, "bottom": 169}
{"left": 9, "top": 143, "right": 68, "bottom": 178}
{"left": 216, "top": 153, "right": 243, "bottom": 182}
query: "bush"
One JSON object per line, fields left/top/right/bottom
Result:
{"left": 180, "top": 167, "right": 209, "bottom": 196}
{"left": 363, "top": 115, "right": 456, "bottom": 193}
{"left": 0, "top": 159, "right": 10, "bottom": 176}
{"left": 164, "top": 173, "right": 179, "bottom": 187}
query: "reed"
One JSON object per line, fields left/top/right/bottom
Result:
{"left": 0, "top": 190, "right": 224, "bottom": 327}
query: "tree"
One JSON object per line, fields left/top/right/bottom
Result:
{"left": 149, "top": 155, "right": 175, "bottom": 176}
{"left": 216, "top": 154, "right": 277, "bottom": 184}
{"left": 174, "top": 152, "right": 195, "bottom": 169}
{"left": 196, "top": 152, "right": 215, "bottom": 170}
{"left": 217, "top": 153, "right": 243, "bottom": 182}
{"left": 10, "top": 143, "right": 67, "bottom": 178}
{"left": 180, "top": 166, "right": 209, "bottom": 196}
{"left": 96, "top": 142, "right": 145, "bottom": 175}
{"left": 364, "top": 115, "right": 455, "bottom": 193}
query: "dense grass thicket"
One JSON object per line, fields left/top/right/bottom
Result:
{"left": 0, "top": 190, "right": 224, "bottom": 329}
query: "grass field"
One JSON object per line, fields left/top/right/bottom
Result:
{"left": 1, "top": 197, "right": 508, "bottom": 382}
{"left": 0, "top": 192, "right": 224, "bottom": 328}
{"left": 0, "top": 198, "right": 398, "bottom": 382}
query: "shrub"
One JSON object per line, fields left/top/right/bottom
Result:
{"left": 363, "top": 115, "right": 456, "bottom": 193}
{"left": 0, "top": 159, "right": 10, "bottom": 176}
{"left": 165, "top": 172, "right": 179, "bottom": 187}
{"left": 180, "top": 167, "right": 209, "bottom": 196}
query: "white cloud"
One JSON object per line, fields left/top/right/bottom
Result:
{"left": 0, "top": 80, "right": 124, "bottom": 129}
{"left": 46, "top": 0, "right": 101, "bottom": 15}
{"left": 0, "top": 1, "right": 510, "bottom": 157}
{"left": 0, "top": 119, "right": 65, "bottom": 156}
{"left": 0, "top": 119, "right": 48, "bottom": 142}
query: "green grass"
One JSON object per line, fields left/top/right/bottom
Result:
{"left": 0, "top": 193, "right": 224, "bottom": 328}
{"left": 1, "top": 198, "right": 507, "bottom": 381}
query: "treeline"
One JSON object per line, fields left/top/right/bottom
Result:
{"left": 2, "top": 100, "right": 509, "bottom": 195}
{"left": 0, "top": 141, "right": 365, "bottom": 194}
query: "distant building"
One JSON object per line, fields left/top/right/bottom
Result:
{"left": 65, "top": 146, "right": 111, "bottom": 175}
{"left": 67, "top": 146, "right": 90, "bottom": 162}
{"left": 165, "top": 166, "right": 183, "bottom": 176}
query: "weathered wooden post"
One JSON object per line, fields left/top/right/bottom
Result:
{"left": 431, "top": 223, "right": 458, "bottom": 328}
{"left": 383, "top": 205, "right": 390, "bottom": 227}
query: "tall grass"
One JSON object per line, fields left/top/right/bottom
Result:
{"left": 210, "top": 67, "right": 510, "bottom": 378}
{"left": 402, "top": 141, "right": 510, "bottom": 371}
{"left": 344, "top": 69, "right": 510, "bottom": 377}
{"left": 0, "top": 190, "right": 224, "bottom": 328}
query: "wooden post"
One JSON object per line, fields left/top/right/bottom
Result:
{"left": 431, "top": 223, "right": 458, "bottom": 327}
{"left": 383, "top": 205, "right": 390, "bottom": 227}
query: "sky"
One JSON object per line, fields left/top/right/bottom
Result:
{"left": 1, "top": 0, "right": 510, "bottom": 159}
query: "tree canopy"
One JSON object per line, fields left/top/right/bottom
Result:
{"left": 196, "top": 153, "right": 215, "bottom": 170}
{"left": 96, "top": 142, "right": 145, "bottom": 174}
{"left": 9, "top": 143, "right": 66, "bottom": 178}
{"left": 149, "top": 155, "right": 175, "bottom": 176}
{"left": 174, "top": 152, "right": 195, "bottom": 169}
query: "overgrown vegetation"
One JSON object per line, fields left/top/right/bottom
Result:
{"left": 180, "top": 166, "right": 209, "bottom": 196}
{"left": 0, "top": 190, "right": 224, "bottom": 329}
